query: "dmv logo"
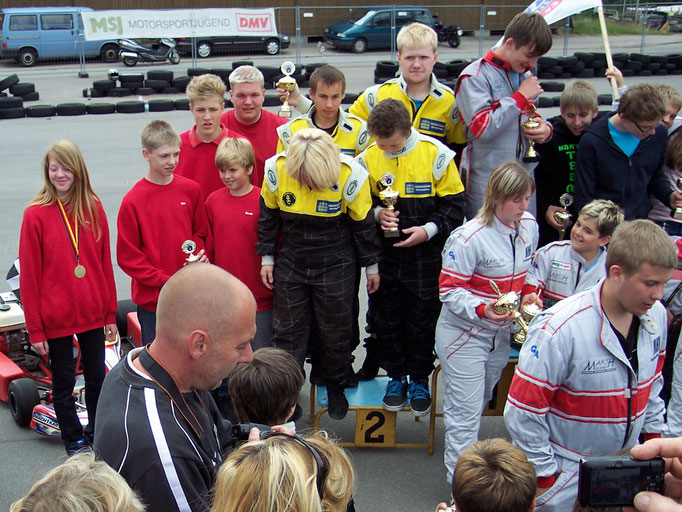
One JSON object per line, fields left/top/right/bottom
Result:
{"left": 90, "top": 16, "right": 123, "bottom": 35}
{"left": 236, "top": 13, "right": 273, "bottom": 32}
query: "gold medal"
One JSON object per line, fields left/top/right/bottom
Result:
{"left": 74, "top": 264, "right": 86, "bottom": 278}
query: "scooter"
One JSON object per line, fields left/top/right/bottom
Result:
{"left": 434, "top": 20, "right": 463, "bottom": 48}
{"left": 118, "top": 38, "right": 181, "bottom": 67}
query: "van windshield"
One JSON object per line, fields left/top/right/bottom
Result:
{"left": 342, "top": 8, "right": 376, "bottom": 25}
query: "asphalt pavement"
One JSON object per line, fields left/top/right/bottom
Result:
{"left": 1, "top": 32, "right": 682, "bottom": 512}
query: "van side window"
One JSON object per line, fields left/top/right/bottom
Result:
{"left": 414, "top": 10, "right": 432, "bottom": 24}
{"left": 41, "top": 14, "right": 73, "bottom": 30}
{"left": 372, "top": 12, "right": 391, "bottom": 27}
{"left": 9, "top": 15, "right": 38, "bottom": 31}
{"left": 396, "top": 12, "right": 412, "bottom": 26}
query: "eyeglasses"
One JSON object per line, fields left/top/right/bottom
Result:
{"left": 261, "top": 432, "right": 329, "bottom": 499}
{"left": 632, "top": 119, "right": 661, "bottom": 134}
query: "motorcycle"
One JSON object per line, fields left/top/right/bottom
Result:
{"left": 434, "top": 20, "right": 463, "bottom": 48}
{"left": 118, "top": 38, "right": 181, "bottom": 67}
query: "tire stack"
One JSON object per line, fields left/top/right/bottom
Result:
{"left": 0, "top": 74, "right": 41, "bottom": 119}
{"left": 535, "top": 52, "right": 682, "bottom": 80}
{"left": 374, "top": 61, "right": 400, "bottom": 84}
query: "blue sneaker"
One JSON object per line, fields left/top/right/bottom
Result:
{"left": 382, "top": 378, "right": 408, "bottom": 411}
{"left": 408, "top": 379, "right": 431, "bottom": 416}
{"left": 65, "top": 438, "right": 92, "bottom": 457}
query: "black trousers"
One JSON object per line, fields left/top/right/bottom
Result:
{"left": 137, "top": 306, "right": 156, "bottom": 345}
{"left": 48, "top": 327, "right": 105, "bottom": 444}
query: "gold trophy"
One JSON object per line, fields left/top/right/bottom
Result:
{"left": 276, "top": 61, "right": 297, "bottom": 118}
{"left": 522, "top": 103, "right": 540, "bottom": 163}
{"left": 553, "top": 193, "right": 574, "bottom": 241}
{"left": 672, "top": 178, "right": 682, "bottom": 220}
{"left": 181, "top": 240, "right": 199, "bottom": 263}
{"left": 489, "top": 280, "right": 537, "bottom": 345}
{"left": 513, "top": 303, "right": 542, "bottom": 344}
{"left": 376, "top": 173, "right": 400, "bottom": 238}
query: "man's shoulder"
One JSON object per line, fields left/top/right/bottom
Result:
{"left": 120, "top": 178, "right": 152, "bottom": 204}
{"left": 536, "top": 287, "right": 601, "bottom": 336}
{"left": 261, "top": 108, "right": 288, "bottom": 127}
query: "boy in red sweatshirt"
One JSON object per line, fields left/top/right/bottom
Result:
{"left": 117, "top": 120, "right": 209, "bottom": 343}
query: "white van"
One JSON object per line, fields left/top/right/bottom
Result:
{"left": 0, "top": 7, "right": 119, "bottom": 66}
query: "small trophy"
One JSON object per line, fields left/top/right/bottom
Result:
{"left": 181, "top": 240, "right": 199, "bottom": 263}
{"left": 513, "top": 303, "right": 542, "bottom": 344}
{"left": 489, "top": 280, "right": 534, "bottom": 345}
{"left": 376, "top": 173, "right": 400, "bottom": 238}
{"left": 276, "top": 61, "right": 297, "bottom": 118}
{"left": 522, "top": 103, "right": 540, "bottom": 163}
{"left": 672, "top": 178, "right": 682, "bottom": 220}
{"left": 553, "top": 193, "right": 574, "bottom": 241}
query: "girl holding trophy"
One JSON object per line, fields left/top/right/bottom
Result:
{"left": 434, "top": 161, "right": 539, "bottom": 482}
{"left": 19, "top": 140, "right": 118, "bottom": 456}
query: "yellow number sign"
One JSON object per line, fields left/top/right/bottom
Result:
{"left": 354, "top": 409, "right": 397, "bottom": 447}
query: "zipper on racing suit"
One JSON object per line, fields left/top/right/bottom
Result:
{"left": 622, "top": 373, "right": 633, "bottom": 448}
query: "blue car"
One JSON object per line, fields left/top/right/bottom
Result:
{"left": 324, "top": 6, "right": 434, "bottom": 53}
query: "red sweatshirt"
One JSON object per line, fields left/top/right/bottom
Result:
{"left": 220, "top": 109, "right": 287, "bottom": 187}
{"left": 206, "top": 187, "right": 273, "bottom": 312}
{"left": 117, "top": 175, "right": 207, "bottom": 311}
{"left": 19, "top": 200, "right": 117, "bottom": 343}
{"left": 175, "top": 124, "right": 245, "bottom": 201}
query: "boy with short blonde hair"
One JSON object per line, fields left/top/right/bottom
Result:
{"left": 655, "top": 84, "right": 681, "bottom": 130}
{"left": 118, "top": 120, "right": 208, "bottom": 343}
{"left": 175, "top": 74, "right": 244, "bottom": 201}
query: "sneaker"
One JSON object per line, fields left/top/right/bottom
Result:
{"left": 65, "top": 438, "right": 92, "bottom": 457}
{"left": 355, "top": 336, "right": 380, "bottom": 381}
{"left": 382, "top": 378, "right": 407, "bottom": 411}
{"left": 408, "top": 379, "right": 431, "bottom": 416}
{"left": 327, "top": 386, "right": 349, "bottom": 420}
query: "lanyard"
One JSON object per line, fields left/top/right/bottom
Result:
{"left": 56, "top": 199, "right": 80, "bottom": 263}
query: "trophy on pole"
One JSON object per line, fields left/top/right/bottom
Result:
{"left": 553, "top": 193, "right": 574, "bottom": 241}
{"left": 522, "top": 103, "right": 540, "bottom": 163}
{"left": 488, "top": 280, "right": 541, "bottom": 345}
{"left": 276, "top": 61, "right": 297, "bottom": 118}
{"left": 181, "top": 240, "right": 199, "bottom": 263}
{"left": 376, "top": 173, "right": 400, "bottom": 238}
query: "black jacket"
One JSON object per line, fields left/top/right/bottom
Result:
{"left": 575, "top": 114, "right": 670, "bottom": 220}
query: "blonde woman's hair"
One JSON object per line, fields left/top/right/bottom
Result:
{"left": 215, "top": 137, "right": 256, "bottom": 175}
{"left": 285, "top": 128, "right": 340, "bottom": 191}
{"left": 140, "top": 119, "right": 181, "bottom": 153}
{"left": 606, "top": 219, "right": 677, "bottom": 276}
{"left": 478, "top": 161, "right": 535, "bottom": 226}
{"left": 29, "top": 140, "right": 102, "bottom": 239}
{"left": 10, "top": 452, "right": 145, "bottom": 512}
{"left": 211, "top": 432, "right": 355, "bottom": 512}
{"left": 229, "top": 65, "right": 265, "bottom": 88}
{"left": 578, "top": 199, "right": 624, "bottom": 237}
{"left": 397, "top": 22, "right": 437, "bottom": 53}
{"left": 186, "top": 73, "right": 226, "bottom": 104}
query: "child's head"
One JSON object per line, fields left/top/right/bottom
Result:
{"left": 560, "top": 81, "right": 599, "bottom": 136}
{"left": 498, "top": 13, "right": 552, "bottom": 73}
{"left": 229, "top": 66, "right": 265, "bottom": 125}
{"left": 667, "top": 128, "right": 682, "bottom": 170}
{"left": 215, "top": 137, "right": 255, "bottom": 195}
{"left": 229, "top": 65, "right": 265, "bottom": 89}
{"left": 617, "top": 84, "right": 667, "bottom": 134}
{"left": 305, "top": 433, "right": 355, "bottom": 512}
{"left": 396, "top": 23, "right": 438, "bottom": 86}
{"left": 186, "top": 73, "right": 226, "bottom": 105}
{"left": 141, "top": 120, "right": 181, "bottom": 181}
{"left": 452, "top": 438, "right": 536, "bottom": 512}
{"left": 655, "top": 84, "right": 681, "bottom": 130}
{"left": 367, "top": 98, "right": 412, "bottom": 154}
{"left": 228, "top": 347, "right": 304, "bottom": 425}
{"left": 285, "top": 128, "right": 340, "bottom": 191}
{"left": 479, "top": 161, "right": 535, "bottom": 226}
{"left": 141, "top": 119, "right": 181, "bottom": 153}
{"left": 10, "top": 452, "right": 145, "bottom": 512}
{"left": 606, "top": 220, "right": 676, "bottom": 279}
{"left": 309, "top": 65, "right": 346, "bottom": 118}
{"left": 570, "top": 200, "right": 623, "bottom": 257}
{"left": 42, "top": 140, "right": 91, "bottom": 204}
{"left": 309, "top": 65, "right": 346, "bottom": 95}
{"left": 187, "top": 74, "right": 226, "bottom": 140}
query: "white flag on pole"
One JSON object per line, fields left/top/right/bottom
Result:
{"left": 522, "top": 0, "right": 602, "bottom": 25}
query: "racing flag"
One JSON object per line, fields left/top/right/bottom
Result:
{"left": 521, "top": 0, "right": 603, "bottom": 25}
{"left": 6, "top": 258, "right": 20, "bottom": 301}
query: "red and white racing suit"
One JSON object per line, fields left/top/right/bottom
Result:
{"left": 504, "top": 281, "right": 666, "bottom": 512}
{"left": 435, "top": 212, "right": 538, "bottom": 482}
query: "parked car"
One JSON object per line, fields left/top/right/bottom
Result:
{"left": 175, "top": 33, "right": 290, "bottom": 57}
{"left": 324, "top": 6, "right": 434, "bottom": 53}
{"left": 0, "top": 7, "right": 119, "bottom": 66}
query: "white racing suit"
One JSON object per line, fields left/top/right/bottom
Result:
{"left": 435, "top": 212, "right": 538, "bottom": 482}
{"left": 504, "top": 281, "right": 667, "bottom": 512}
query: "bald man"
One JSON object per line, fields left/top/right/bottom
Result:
{"left": 94, "top": 264, "right": 255, "bottom": 512}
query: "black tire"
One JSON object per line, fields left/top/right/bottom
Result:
{"left": 548, "top": 65, "right": 563, "bottom": 75}
{"left": 647, "top": 62, "right": 661, "bottom": 72}
{"left": 197, "top": 41, "right": 212, "bottom": 58}
{"left": 374, "top": 76, "right": 390, "bottom": 84}
{"left": 10, "top": 83, "right": 35, "bottom": 96}
{"left": 351, "top": 38, "right": 367, "bottom": 54}
{"left": 18, "top": 48, "right": 37, "bottom": 67}
{"left": 0, "top": 107, "right": 25, "bottom": 119}
{"left": 171, "top": 76, "right": 191, "bottom": 91}
{"left": 538, "top": 56, "right": 558, "bottom": 66}
{"left": 630, "top": 53, "right": 651, "bottom": 63}
{"left": 89, "top": 88, "right": 106, "bottom": 98}
{"left": 553, "top": 96, "right": 561, "bottom": 107}
{"left": 654, "top": 69, "right": 669, "bottom": 76}
{"left": 666, "top": 63, "right": 677, "bottom": 71}
{"left": 626, "top": 60, "right": 643, "bottom": 72}
{"left": 148, "top": 99, "right": 175, "bottom": 112}
{"left": 574, "top": 52, "right": 595, "bottom": 63}
{"left": 0, "top": 74, "right": 20, "bottom": 92}
{"left": 590, "top": 60, "right": 607, "bottom": 69}
{"left": 133, "top": 87, "right": 156, "bottom": 95}
{"left": 188, "top": 67, "right": 210, "bottom": 77}
{"left": 86, "top": 102, "right": 116, "bottom": 115}
{"left": 116, "top": 100, "right": 145, "bottom": 113}
{"left": 123, "top": 56, "right": 138, "bottom": 67}
{"left": 8, "top": 379, "right": 40, "bottom": 426}
{"left": 92, "top": 79, "right": 115, "bottom": 92}
{"left": 108, "top": 87, "right": 132, "bottom": 97}
{"left": 56, "top": 103, "right": 87, "bottom": 116}
{"left": 558, "top": 72, "right": 572, "bottom": 79}
{"left": 0, "top": 96, "right": 23, "bottom": 109}
{"left": 612, "top": 53, "right": 629, "bottom": 61}
{"left": 124, "top": 81, "right": 143, "bottom": 90}
{"left": 575, "top": 68, "right": 595, "bottom": 78}
{"left": 540, "top": 81, "right": 564, "bottom": 92}
{"left": 115, "top": 299, "right": 137, "bottom": 337}
{"left": 258, "top": 66, "right": 280, "bottom": 79}
{"left": 263, "top": 93, "right": 281, "bottom": 107}
{"left": 169, "top": 51, "right": 180, "bottom": 65}
{"left": 570, "top": 61, "right": 586, "bottom": 73}
{"left": 305, "top": 63, "right": 325, "bottom": 73}
{"left": 557, "top": 56, "right": 578, "bottom": 67}
{"left": 639, "top": 70, "right": 653, "bottom": 76}
{"left": 26, "top": 104, "right": 56, "bottom": 117}
{"left": 446, "top": 59, "right": 469, "bottom": 77}
{"left": 538, "top": 72, "right": 555, "bottom": 79}
{"left": 21, "top": 91, "right": 39, "bottom": 101}
{"left": 145, "top": 79, "right": 171, "bottom": 89}
{"left": 119, "top": 73, "right": 144, "bottom": 84}
{"left": 622, "top": 69, "right": 636, "bottom": 77}
{"left": 651, "top": 55, "right": 668, "bottom": 64}
{"left": 434, "top": 67, "right": 448, "bottom": 79}
{"left": 175, "top": 98, "right": 191, "bottom": 110}
{"left": 448, "top": 35, "right": 460, "bottom": 48}
{"left": 536, "top": 97, "right": 554, "bottom": 108}
{"left": 232, "top": 60, "right": 253, "bottom": 69}
{"left": 100, "top": 43, "right": 119, "bottom": 63}
{"left": 598, "top": 94, "right": 613, "bottom": 105}
{"left": 342, "top": 93, "right": 358, "bottom": 104}
{"left": 148, "top": 70, "right": 174, "bottom": 81}
{"left": 264, "top": 38, "right": 280, "bottom": 55}
{"left": 159, "top": 87, "right": 182, "bottom": 94}
{"left": 376, "top": 60, "right": 399, "bottom": 76}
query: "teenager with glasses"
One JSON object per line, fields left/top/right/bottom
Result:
{"left": 575, "top": 83, "right": 682, "bottom": 220}
{"left": 211, "top": 432, "right": 355, "bottom": 512}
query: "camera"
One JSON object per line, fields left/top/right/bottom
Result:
{"left": 578, "top": 455, "right": 665, "bottom": 507}
{"left": 230, "top": 423, "right": 272, "bottom": 441}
